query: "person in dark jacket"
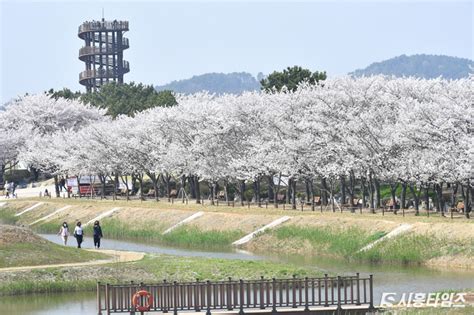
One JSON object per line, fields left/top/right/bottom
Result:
{"left": 93, "top": 220, "right": 103, "bottom": 249}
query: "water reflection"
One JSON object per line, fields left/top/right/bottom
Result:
{"left": 0, "top": 291, "right": 96, "bottom": 315}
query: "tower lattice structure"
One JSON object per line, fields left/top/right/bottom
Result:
{"left": 78, "top": 19, "right": 130, "bottom": 92}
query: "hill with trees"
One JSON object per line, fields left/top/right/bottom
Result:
{"left": 351, "top": 54, "right": 473, "bottom": 79}
{"left": 155, "top": 72, "right": 261, "bottom": 94}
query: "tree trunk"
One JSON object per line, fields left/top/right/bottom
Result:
{"left": 195, "top": 176, "right": 201, "bottom": 204}
{"left": 466, "top": 182, "right": 472, "bottom": 219}
{"left": 361, "top": 176, "right": 367, "bottom": 210}
{"left": 434, "top": 183, "right": 444, "bottom": 216}
{"left": 131, "top": 174, "right": 138, "bottom": 196}
{"left": 267, "top": 175, "right": 274, "bottom": 202}
{"left": 224, "top": 182, "right": 229, "bottom": 204}
{"left": 120, "top": 175, "right": 130, "bottom": 201}
{"left": 330, "top": 179, "right": 335, "bottom": 212}
{"left": 424, "top": 184, "right": 430, "bottom": 213}
{"left": 54, "top": 175, "right": 60, "bottom": 198}
{"left": 389, "top": 182, "right": 398, "bottom": 214}
{"left": 163, "top": 174, "right": 171, "bottom": 201}
{"left": 137, "top": 173, "right": 144, "bottom": 201}
{"left": 181, "top": 175, "right": 186, "bottom": 203}
{"left": 374, "top": 177, "right": 381, "bottom": 209}
{"left": 0, "top": 164, "right": 5, "bottom": 188}
{"left": 211, "top": 182, "right": 217, "bottom": 205}
{"left": 451, "top": 183, "right": 458, "bottom": 210}
{"left": 348, "top": 171, "right": 356, "bottom": 211}
{"left": 240, "top": 180, "right": 245, "bottom": 206}
{"left": 253, "top": 177, "right": 261, "bottom": 207}
{"left": 152, "top": 174, "right": 160, "bottom": 201}
{"left": 113, "top": 173, "right": 119, "bottom": 201}
{"left": 287, "top": 178, "right": 292, "bottom": 205}
{"left": 321, "top": 178, "right": 328, "bottom": 206}
{"left": 461, "top": 182, "right": 471, "bottom": 219}
{"left": 273, "top": 173, "right": 282, "bottom": 208}
{"left": 368, "top": 173, "right": 375, "bottom": 213}
{"left": 340, "top": 175, "right": 346, "bottom": 205}
{"left": 99, "top": 174, "right": 106, "bottom": 200}
{"left": 189, "top": 176, "right": 197, "bottom": 199}
{"left": 305, "top": 179, "right": 311, "bottom": 204}
{"left": 400, "top": 181, "right": 407, "bottom": 209}
{"left": 409, "top": 184, "right": 420, "bottom": 215}
{"left": 292, "top": 178, "right": 297, "bottom": 210}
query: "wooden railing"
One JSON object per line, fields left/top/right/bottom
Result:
{"left": 97, "top": 274, "right": 374, "bottom": 314}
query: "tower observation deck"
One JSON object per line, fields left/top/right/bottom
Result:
{"left": 78, "top": 19, "right": 130, "bottom": 92}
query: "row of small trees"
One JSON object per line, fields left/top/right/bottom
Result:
{"left": 1, "top": 76, "right": 472, "bottom": 216}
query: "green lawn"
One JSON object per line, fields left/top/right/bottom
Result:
{"left": 0, "top": 241, "right": 108, "bottom": 268}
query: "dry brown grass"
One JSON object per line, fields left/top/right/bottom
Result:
{"left": 4, "top": 198, "right": 473, "bottom": 242}
{"left": 0, "top": 225, "right": 47, "bottom": 246}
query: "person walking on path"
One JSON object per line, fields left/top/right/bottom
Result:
{"left": 74, "top": 221, "right": 84, "bottom": 248}
{"left": 93, "top": 220, "right": 103, "bottom": 249}
{"left": 57, "top": 222, "right": 70, "bottom": 245}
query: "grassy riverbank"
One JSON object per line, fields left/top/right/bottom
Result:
{"left": 0, "top": 225, "right": 108, "bottom": 268}
{"left": 248, "top": 225, "right": 473, "bottom": 266}
{"left": 3, "top": 199, "right": 473, "bottom": 267}
{"left": 0, "top": 253, "right": 326, "bottom": 295}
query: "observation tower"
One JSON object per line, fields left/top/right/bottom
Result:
{"left": 78, "top": 19, "right": 130, "bottom": 92}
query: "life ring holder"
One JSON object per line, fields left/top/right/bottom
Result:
{"left": 132, "top": 290, "right": 153, "bottom": 313}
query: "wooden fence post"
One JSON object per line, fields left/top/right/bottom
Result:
{"left": 228, "top": 277, "right": 233, "bottom": 310}
{"left": 195, "top": 279, "right": 200, "bottom": 312}
{"left": 239, "top": 279, "right": 245, "bottom": 315}
{"left": 130, "top": 281, "right": 136, "bottom": 315}
{"left": 173, "top": 281, "right": 178, "bottom": 315}
{"left": 97, "top": 282, "right": 103, "bottom": 315}
{"left": 272, "top": 278, "right": 277, "bottom": 314}
{"left": 206, "top": 280, "right": 212, "bottom": 315}
{"left": 337, "top": 276, "right": 342, "bottom": 311}
{"left": 292, "top": 275, "right": 297, "bottom": 308}
{"left": 324, "top": 274, "right": 329, "bottom": 307}
{"left": 356, "top": 273, "right": 360, "bottom": 306}
{"left": 304, "top": 277, "right": 309, "bottom": 312}
{"left": 369, "top": 275, "right": 374, "bottom": 310}
{"left": 105, "top": 283, "right": 110, "bottom": 315}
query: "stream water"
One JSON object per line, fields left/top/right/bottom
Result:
{"left": 1, "top": 234, "right": 473, "bottom": 314}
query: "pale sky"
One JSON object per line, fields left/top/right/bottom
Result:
{"left": 1, "top": 0, "right": 472, "bottom": 103}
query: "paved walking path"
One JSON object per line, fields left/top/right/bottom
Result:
{"left": 0, "top": 249, "right": 145, "bottom": 272}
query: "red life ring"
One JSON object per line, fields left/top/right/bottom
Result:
{"left": 132, "top": 290, "right": 153, "bottom": 312}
